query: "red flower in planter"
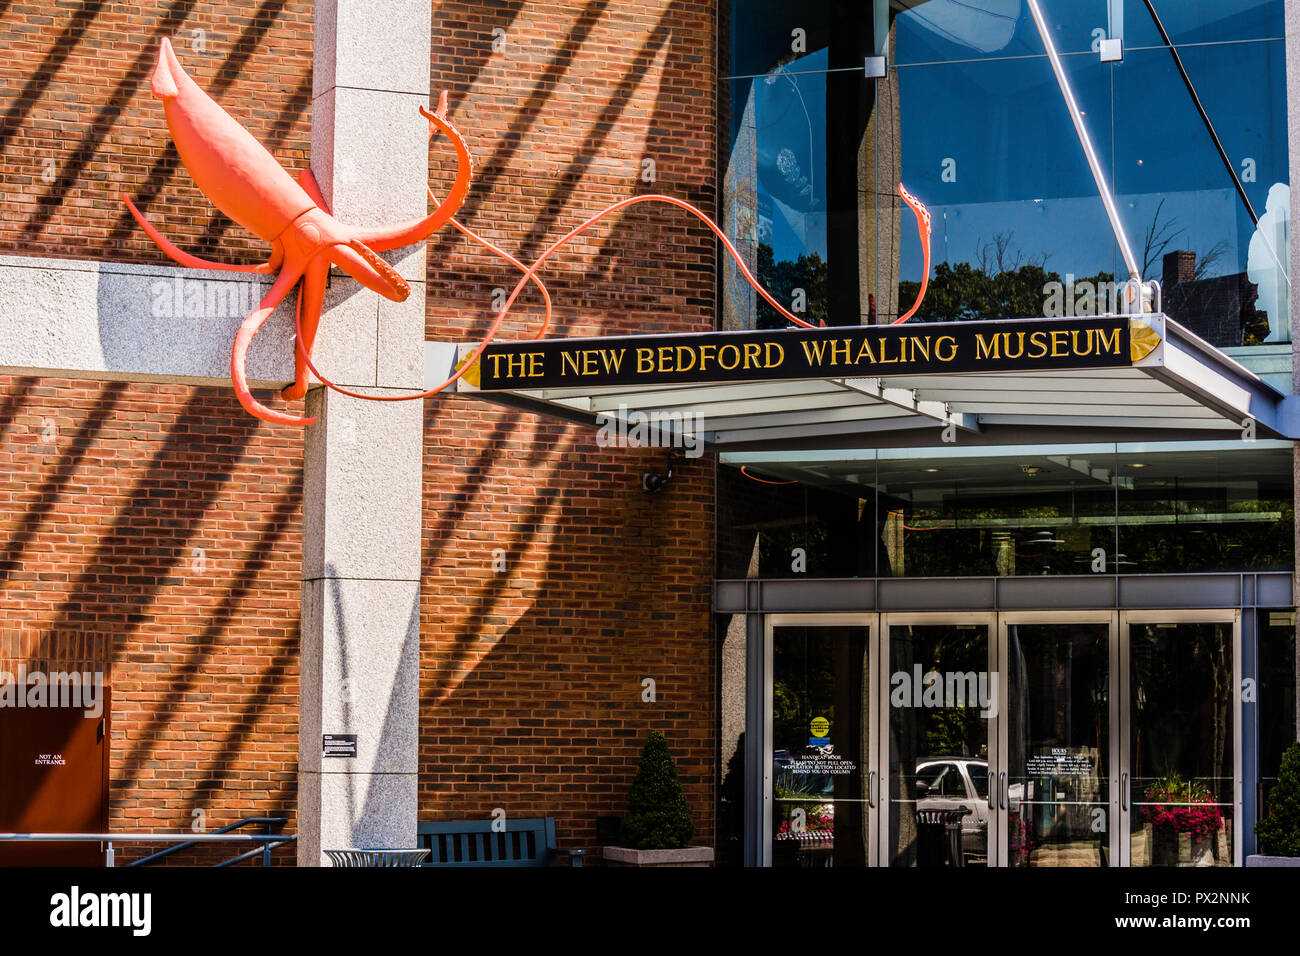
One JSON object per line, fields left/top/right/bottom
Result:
{"left": 1142, "top": 775, "right": 1224, "bottom": 837}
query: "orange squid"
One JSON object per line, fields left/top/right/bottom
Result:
{"left": 121, "top": 37, "right": 473, "bottom": 425}
{"left": 126, "top": 38, "right": 934, "bottom": 423}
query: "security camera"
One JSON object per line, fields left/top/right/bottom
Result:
{"left": 641, "top": 451, "right": 677, "bottom": 492}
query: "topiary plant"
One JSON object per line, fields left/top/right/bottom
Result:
{"left": 622, "top": 730, "right": 696, "bottom": 850}
{"left": 1257, "top": 741, "right": 1300, "bottom": 857}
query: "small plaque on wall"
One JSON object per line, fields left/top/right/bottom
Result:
{"left": 322, "top": 734, "right": 357, "bottom": 758}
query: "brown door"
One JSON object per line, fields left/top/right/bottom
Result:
{"left": 0, "top": 682, "right": 109, "bottom": 866}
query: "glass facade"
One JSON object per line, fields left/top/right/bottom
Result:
{"left": 724, "top": 0, "right": 1290, "bottom": 347}
{"left": 719, "top": 440, "right": 1294, "bottom": 579}
{"left": 718, "top": 1, "right": 1296, "bottom": 869}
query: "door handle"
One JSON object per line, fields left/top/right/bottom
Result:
{"left": 1121, "top": 772, "right": 1129, "bottom": 811}
{"left": 987, "top": 772, "right": 995, "bottom": 811}
{"left": 1000, "top": 772, "right": 1008, "bottom": 810}
{"left": 868, "top": 770, "right": 877, "bottom": 809}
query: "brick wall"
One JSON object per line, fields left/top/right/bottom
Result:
{"left": 420, "top": 0, "right": 718, "bottom": 850}
{"left": 0, "top": 0, "right": 315, "bottom": 266}
{"left": 0, "top": 1, "right": 314, "bottom": 862}
{"left": 0, "top": 0, "right": 718, "bottom": 861}
{"left": 0, "top": 378, "right": 304, "bottom": 863}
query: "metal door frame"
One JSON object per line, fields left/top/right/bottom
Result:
{"left": 763, "top": 613, "right": 878, "bottom": 867}
{"left": 879, "top": 612, "right": 999, "bottom": 866}
{"left": 1118, "top": 609, "right": 1242, "bottom": 867}
{"left": 997, "top": 611, "right": 1119, "bottom": 868}
{"left": 748, "top": 600, "right": 1263, "bottom": 868}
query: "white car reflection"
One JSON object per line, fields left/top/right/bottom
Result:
{"left": 914, "top": 757, "right": 1027, "bottom": 865}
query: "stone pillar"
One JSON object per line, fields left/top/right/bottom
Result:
{"left": 864, "top": 15, "right": 902, "bottom": 325}
{"left": 297, "top": 0, "right": 431, "bottom": 866}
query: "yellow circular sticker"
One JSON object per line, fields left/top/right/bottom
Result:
{"left": 810, "top": 716, "right": 830, "bottom": 738}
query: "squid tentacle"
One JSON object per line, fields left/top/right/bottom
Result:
{"left": 353, "top": 93, "right": 474, "bottom": 253}
{"left": 281, "top": 256, "right": 329, "bottom": 402}
{"left": 740, "top": 466, "right": 797, "bottom": 485}
{"left": 121, "top": 194, "right": 282, "bottom": 274}
{"left": 432, "top": 188, "right": 554, "bottom": 340}
{"left": 297, "top": 193, "right": 821, "bottom": 406}
{"left": 231, "top": 265, "right": 316, "bottom": 426}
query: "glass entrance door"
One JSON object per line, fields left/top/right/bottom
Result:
{"left": 1120, "top": 612, "right": 1241, "bottom": 867}
{"left": 758, "top": 609, "right": 1245, "bottom": 867}
{"left": 999, "top": 613, "right": 1116, "bottom": 867}
{"left": 884, "top": 615, "right": 995, "bottom": 867}
{"left": 767, "top": 616, "right": 875, "bottom": 867}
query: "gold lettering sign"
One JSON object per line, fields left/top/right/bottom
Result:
{"left": 475, "top": 318, "right": 1137, "bottom": 390}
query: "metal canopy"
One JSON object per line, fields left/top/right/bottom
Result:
{"left": 448, "top": 314, "right": 1292, "bottom": 450}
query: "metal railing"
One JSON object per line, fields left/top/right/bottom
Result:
{"left": 0, "top": 816, "right": 295, "bottom": 867}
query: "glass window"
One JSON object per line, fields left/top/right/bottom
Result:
{"left": 915, "top": 763, "right": 944, "bottom": 790}
{"left": 720, "top": 440, "right": 1293, "bottom": 578}
{"left": 725, "top": 0, "right": 1290, "bottom": 347}
{"left": 876, "top": 446, "right": 1118, "bottom": 577}
{"left": 1115, "top": 41, "right": 1290, "bottom": 345}
{"left": 919, "top": 763, "right": 965, "bottom": 796}
{"left": 1116, "top": 442, "right": 1294, "bottom": 573}
{"left": 1259, "top": 611, "right": 1298, "bottom": 807}
{"left": 1128, "top": 621, "right": 1235, "bottom": 867}
{"left": 717, "top": 463, "right": 875, "bottom": 579}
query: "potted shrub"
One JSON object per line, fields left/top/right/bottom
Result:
{"left": 1142, "top": 771, "right": 1223, "bottom": 866}
{"left": 1251, "top": 741, "right": 1300, "bottom": 866}
{"left": 603, "top": 731, "right": 714, "bottom": 867}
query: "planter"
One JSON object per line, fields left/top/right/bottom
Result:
{"left": 1142, "top": 775, "right": 1224, "bottom": 866}
{"left": 602, "top": 845, "right": 714, "bottom": 867}
{"left": 1150, "top": 827, "right": 1179, "bottom": 867}
{"left": 1189, "top": 833, "right": 1216, "bottom": 867}
{"left": 1245, "top": 854, "right": 1300, "bottom": 867}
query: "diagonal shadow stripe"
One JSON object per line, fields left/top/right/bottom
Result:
{"left": 39, "top": 389, "right": 262, "bottom": 639}
{"left": 15, "top": 0, "right": 199, "bottom": 239}
{"left": 26, "top": 0, "right": 295, "bottom": 245}
{"left": 421, "top": 426, "right": 582, "bottom": 706}
{"left": 359, "top": 581, "right": 422, "bottom": 837}
{"left": 0, "top": 0, "right": 112, "bottom": 156}
{"left": 0, "top": 380, "right": 128, "bottom": 584}
{"left": 425, "top": 0, "right": 610, "bottom": 262}
{"left": 425, "top": 7, "right": 678, "bottom": 346}
{"left": 431, "top": 0, "right": 528, "bottom": 93}
{"left": 0, "top": 376, "right": 39, "bottom": 446}
{"left": 505, "top": 24, "right": 675, "bottom": 264}
{"left": 421, "top": 6, "right": 691, "bottom": 560}
{"left": 111, "top": 482, "right": 301, "bottom": 794}
{"left": 420, "top": 403, "right": 525, "bottom": 564}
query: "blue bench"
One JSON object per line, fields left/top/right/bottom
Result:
{"left": 417, "top": 817, "right": 585, "bottom": 867}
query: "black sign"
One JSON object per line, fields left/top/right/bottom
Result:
{"left": 322, "top": 734, "right": 357, "bottom": 758}
{"left": 473, "top": 316, "right": 1136, "bottom": 391}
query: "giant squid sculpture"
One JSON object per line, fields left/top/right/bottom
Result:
{"left": 124, "top": 38, "right": 931, "bottom": 426}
